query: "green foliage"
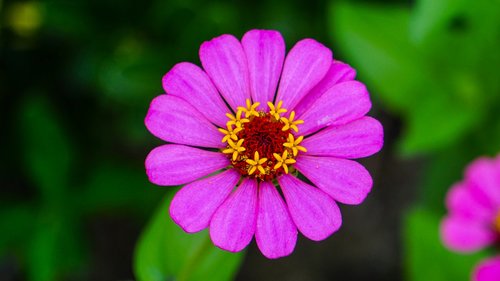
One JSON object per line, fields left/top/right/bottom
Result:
{"left": 134, "top": 192, "right": 244, "bottom": 281}
{"left": 330, "top": 1, "right": 500, "bottom": 281}
{"left": 1, "top": 96, "right": 163, "bottom": 280}
{"left": 20, "top": 96, "right": 73, "bottom": 204}
{"left": 329, "top": 0, "right": 500, "bottom": 156}
{"left": 404, "top": 209, "right": 490, "bottom": 281}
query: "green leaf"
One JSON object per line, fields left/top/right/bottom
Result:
{"left": 329, "top": 2, "right": 424, "bottom": 111}
{"left": 134, "top": 192, "right": 244, "bottom": 281}
{"left": 404, "top": 208, "right": 491, "bottom": 281}
{"left": 399, "top": 87, "right": 481, "bottom": 156}
{"left": 0, "top": 204, "right": 35, "bottom": 253}
{"left": 410, "top": 0, "right": 467, "bottom": 43}
{"left": 27, "top": 210, "right": 86, "bottom": 281}
{"left": 78, "top": 162, "right": 163, "bottom": 216}
{"left": 19, "top": 96, "right": 74, "bottom": 203}
{"left": 328, "top": 1, "right": 488, "bottom": 155}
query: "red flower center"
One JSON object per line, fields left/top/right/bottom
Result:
{"left": 219, "top": 100, "right": 307, "bottom": 181}
{"left": 232, "top": 113, "right": 290, "bottom": 181}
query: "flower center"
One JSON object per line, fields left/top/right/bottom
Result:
{"left": 219, "top": 99, "right": 307, "bottom": 181}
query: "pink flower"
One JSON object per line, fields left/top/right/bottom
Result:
{"left": 144, "top": 29, "right": 383, "bottom": 259}
{"left": 441, "top": 156, "right": 500, "bottom": 253}
{"left": 474, "top": 256, "right": 500, "bottom": 281}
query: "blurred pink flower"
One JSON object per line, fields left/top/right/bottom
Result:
{"left": 474, "top": 256, "right": 500, "bottom": 281}
{"left": 144, "top": 29, "right": 383, "bottom": 259}
{"left": 441, "top": 156, "right": 500, "bottom": 252}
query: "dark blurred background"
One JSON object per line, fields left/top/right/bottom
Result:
{"left": 1, "top": 0, "right": 499, "bottom": 280}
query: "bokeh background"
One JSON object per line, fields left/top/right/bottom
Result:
{"left": 1, "top": 0, "right": 499, "bottom": 280}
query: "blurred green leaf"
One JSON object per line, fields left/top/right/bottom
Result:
{"left": 0, "top": 205, "right": 35, "bottom": 253}
{"left": 328, "top": 1, "right": 493, "bottom": 156}
{"left": 400, "top": 88, "right": 481, "bottom": 155}
{"left": 79, "top": 162, "right": 163, "bottom": 215}
{"left": 28, "top": 211, "right": 85, "bottom": 281}
{"left": 404, "top": 208, "right": 490, "bottom": 281}
{"left": 329, "top": 2, "right": 422, "bottom": 111}
{"left": 410, "top": 0, "right": 466, "bottom": 43}
{"left": 19, "top": 96, "right": 73, "bottom": 203}
{"left": 134, "top": 192, "right": 244, "bottom": 281}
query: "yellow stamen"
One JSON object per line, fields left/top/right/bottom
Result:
{"left": 268, "top": 100, "right": 287, "bottom": 120}
{"left": 246, "top": 151, "right": 267, "bottom": 175}
{"left": 226, "top": 109, "right": 250, "bottom": 128}
{"left": 238, "top": 99, "right": 260, "bottom": 118}
{"left": 283, "top": 134, "right": 307, "bottom": 157}
{"left": 222, "top": 139, "right": 246, "bottom": 161}
{"left": 280, "top": 111, "right": 304, "bottom": 132}
{"left": 273, "top": 150, "right": 296, "bottom": 174}
{"left": 218, "top": 124, "right": 243, "bottom": 143}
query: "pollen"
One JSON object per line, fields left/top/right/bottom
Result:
{"left": 222, "top": 139, "right": 246, "bottom": 161}
{"left": 283, "top": 134, "right": 307, "bottom": 157}
{"left": 226, "top": 110, "right": 250, "bottom": 128}
{"left": 238, "top": 99, "right": 261, "bottom": 118}
{"left": 218, "top": 124, "right": 242, "bottom": 143}
{"left": 219, "top": 100, "right": 306, "bottom": 180}
{"left": 268, "top": 100, "right": 287, "bottom": 120}
{"left": 281, "top": 111, "right": 304, "bottom": 132}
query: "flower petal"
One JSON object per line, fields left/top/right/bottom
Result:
{"left": 302, "top": 116, "right": 383, "bottom": 159}
{"left": 200, "top": 34, "right": 250, "bottom": 112}
{"left": 465, "top": 157, "right": 500, "bottom": 209}
{"left": 294, "top": 60, "right": 356, "bottom": 116}
{"left": 278, "top": 174, "right": 341, "bottom": 241}
{"left": 298, "top": 81, "right": 371, "bottom": 136}
{"left": 242, "top": 30, "right": 285, "bottom": 110}
{"left": 275, "top": 39, "right": 332, "bottom": 111}
{"left": 210, "top": 178, "right": 258, "bottom": 252}
{"left": 445, "top": 183, "right": 496, "bottom": 223}
{"left": 295, "top": 155, "right": 372, "bottom": 205}
{"left": 440, "top": 216, "right": 496, "bottom": 253}
{"left": 145, "top": 144, "right": 229, "bottom": 186}
{"left": 145, "top": 95, "right": 223, "bottom": 148}
{"left": 170, "top": 170, "right": 240, "bottom": 233}
{"left": 255, "top": 181, "right": 297, "bottom": 259}
{"left": 162, "top": 62, "right": 230, "bottom": 127}
{"left": 473, "top": 256, "right": 500, "bottom": 281}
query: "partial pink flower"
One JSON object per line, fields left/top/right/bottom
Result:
{"left": 473, "top": 256, "right": 500, "bottom": 281}
{"left": 145, "top": 29, "right": 383, "bottom": 259}
{"left": 441, "top": 156, "right": 500, "bottom": 253}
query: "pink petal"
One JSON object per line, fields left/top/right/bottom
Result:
{"left": 242, "top": 30, "right": 285, "bottom": 110}
{"left": 145, "top": 95, "right": 223, "bottom": 148}
{"left": 466, "top": 157, "right": 500, "bottom": 209}
{"left": 302, "top": 116, "right": 383, "bottom": 159}
{"left": 210, "top": 178, "right": 258, "bottom": 252}
{"left": 200, "top": 34, "right": 250, "bottom": 112}
{"left": 473, "top": 256, "right": 500, "bottom": 281}
{"left": 275, "top": 39, "right": 332, "bottom": 111}
{"left": 145, "top": 144, "right": 229, "bottom": 186}
{"left": 295, "top": 155, "right": 373, "bottom": 205}
{"left": 445, "top": 183, "right": 496, "bottom": 223}
{"left": 278, "top": 174, "right": 342, "bottom": 241}
{"left": 162, "top": 62, "right": 230, "bottom": 127}
{"left": 298, "top": 81, "right": 372, "bottom": 136}
{"left": 169, "top": 170, "right": 241, "bottom": 233}
{"left": 295, "top": 60, "right": 356, "bottom": 116}
{"left": 440, "top": 216, "right": 496, "bottom": 253}
{"left": 255, "top": 181, "right": 297, "bottom": 259}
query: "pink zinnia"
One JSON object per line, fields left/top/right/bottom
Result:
{"left": 145, "top": 29, "right": 383, "bottom": 258}
{"left": 441, "top": 155, "right": 500, "bottom": 280}
{"left": 474, "top": 256, "right": 500, "bottom": 281}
